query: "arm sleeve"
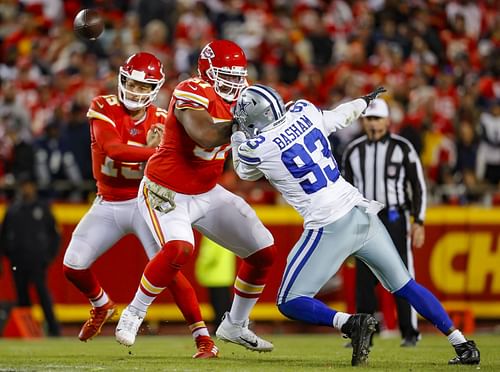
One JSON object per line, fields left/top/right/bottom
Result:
{"left": 322, "top": 98, "right": 367, "bottom": 135}
{"left": 404, "top": 142, "right": 427, "bottom": 224}
{"left": 92, "top": 119, "right": 155, "bottom": 162}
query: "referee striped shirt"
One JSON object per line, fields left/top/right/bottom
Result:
{"left": 341, "top": 133, "right": 427, "bottom": 224}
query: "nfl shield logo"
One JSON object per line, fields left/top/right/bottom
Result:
{"left": 129, "top": 128, "right": 139, "bottom": 136}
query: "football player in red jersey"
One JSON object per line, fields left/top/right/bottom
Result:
{"left": 63, "top": 53, "right": 218, "bottom": 358}
{"left": 115, "top": 40, "right": 277, "bottom": 352}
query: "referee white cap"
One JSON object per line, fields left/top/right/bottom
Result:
{"left": 363, "top": 98, "right": 389, "bottom": 118}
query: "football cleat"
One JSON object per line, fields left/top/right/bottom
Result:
{"left": 78, "top": 300, "right": 117, "bottom": 341}
{"left": 341, "top": 313, "right": 378, "bottom": 366}
{"left": 193, "top": 335, "right": 219, "bottom": 359}
{"left": 115, "top": 306, "right": 144, "bottom": 347}
{"left": 448, "top": 340, "right": 480, "bottom": 365}
{"left": 216, "top": 312, "right": 274, "bottom": 352}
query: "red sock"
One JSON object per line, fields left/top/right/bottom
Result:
{"left": 63, "top": 266, "right": 101, "bottom": 299}
{"left": 235, "top": 245, "right": 276, "bottom": 298}
{"left": 168, "top": 271, "right": 203, "bottom": 325}
{"left": 142, "top": 240, "right": 194, "bottom": 291}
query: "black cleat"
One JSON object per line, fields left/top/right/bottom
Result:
{"left": 448, "top": 340, "right": 480, "bottom": 365}
{"left": 400, "top": 335, "right": 418, "bottom": 347}
{"left": 341, "top": 314, "right": 378, "bottom": 366}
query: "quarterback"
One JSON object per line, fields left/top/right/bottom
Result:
{"left": 63, "top": 53, "right": 217, "bottom": 358}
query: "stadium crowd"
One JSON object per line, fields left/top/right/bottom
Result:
{"left": 0, "top": 0, "right": 498, "bottom": 205}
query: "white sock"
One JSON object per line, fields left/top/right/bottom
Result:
{"left": 447, "top": 329, "right": 467, "bottom": 346}
{"left": 229, "top": 294, "right": 258, "bottom": 325}
{"left": 90, "top": 291, "right": 109, "bottom": 308}
{"left": 333, "top": 312, "right": 351, "bottom": 331}
{"left": 192, "top": 327, "right": 210, "bottom": 339}
{"left": 129, "top": 289, "right": 155, "bottom": 318}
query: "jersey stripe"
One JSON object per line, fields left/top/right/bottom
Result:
{"left": 278, "top": 228, "right": 323, "bottom": 303}
{"left": 142, "top": 186, "right": 166, "bottom": 246}
{"left": 87, "top": 109, "right": 116, "bottom": 127}
{"left": 238, "top": 153, "right": 261, "bottom": 165}
{"left": 173, "top": 89, "right": 210, "bottom": 108}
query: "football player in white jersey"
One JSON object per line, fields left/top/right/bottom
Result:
{"left": 230, "top": 84, "right": 480, "bottom": 367}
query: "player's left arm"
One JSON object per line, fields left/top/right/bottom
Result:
{"left": 322, "top": 98, "right": 367, "bottom": 134}
{"left": 231, "top": 131, "right": 264, "bottom": 181}
{"left": 175, "top": 107, "right": 232, "bottom": 148}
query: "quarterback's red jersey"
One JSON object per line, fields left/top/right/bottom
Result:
{"left": 145, "top": 78, "right": 232, "bottom": 194}
{"left": 88, "top": 95, "right": 167, "bottom": 201}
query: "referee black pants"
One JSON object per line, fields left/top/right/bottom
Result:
{"left": 355, "top": 209, "right": 419, "bottom": 339}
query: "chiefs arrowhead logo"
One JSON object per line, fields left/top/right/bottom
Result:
{"left": 200, "top": 45, "right": 215, "bottom": 60}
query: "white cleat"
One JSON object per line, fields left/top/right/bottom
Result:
{"left": 216, "top": 312, "right": 274, "bottom": 352}
{"left": 115, "top": 306, "right": 144, "bottom": 347}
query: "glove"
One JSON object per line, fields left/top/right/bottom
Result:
{"left": 231, "top": 130, "right": 247, "bottom": 148}
{"left": 361, "top": 86, "right": 387, "bottom": 106}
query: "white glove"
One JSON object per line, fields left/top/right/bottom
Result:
{"left": 231, "top": 130, "right": 247, "bottom": 148}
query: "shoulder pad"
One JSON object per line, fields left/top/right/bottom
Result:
{"left": 173, "top": 78, "right": 214, "bottom": 109}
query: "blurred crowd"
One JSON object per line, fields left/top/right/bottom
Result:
{"left": 0, "top": 0, "right": 499, "bottom": 205}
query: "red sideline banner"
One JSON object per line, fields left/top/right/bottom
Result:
{"left": 0, "top": 204, "right": 499, "bottom": 321}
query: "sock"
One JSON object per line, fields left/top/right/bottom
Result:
{"left": 63, "top": 266, "right": 102, "bottom": 299}
{"left": 129, "top": 274, "right": 164, "bottom": 317}
{"left": 130, "top": 241, "right": 194, "bottom": 315}
{"left": 90, "top": 290, "right": 109, "bottom": 308}
{"left": 190, "top": 322, "right": 210, "bottom": 339}
{"left": 447, "top": 329, "right": 467, "bottom": 346}
{"left": 229, "top": 295, "right": 258, "bottom": 324}
{"left": 230, "top": 246, "right": 275, "bottom": 324}
{"left": 394, "top": 279, "right": 453, "bottom": 334}
{"left": 278, "top": 296, "right": 337, "bottom": 326}
{"left": 168, "top": 272, "right": 204, "bottom": 325}
{"left": 333, "top": 312, "right": 352, "bottom": 331}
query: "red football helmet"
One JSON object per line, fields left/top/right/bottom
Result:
{"left": 197, "top": 40, "right": 248, "bottom": 102}
{"left": 118, "top": 52, "right": 165, "bottom": 110}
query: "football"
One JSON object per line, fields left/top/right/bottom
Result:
{"left": 73, "top": 9, "right": 104, "bottom": 40}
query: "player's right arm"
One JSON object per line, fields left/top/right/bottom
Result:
{"left": 230, "top": 131, "right": 264, "bottom": 181}
{"left": 88, "top": 96, "right": 156, "bottom": 162}
{"left": 173, "top": 80, "right": 232, "bottom": 148}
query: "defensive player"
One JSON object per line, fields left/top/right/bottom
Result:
{"left": 230, "top": 84, "right": 480, "bottom": 366}
{"left": 115, "top": 40, "right": 276, "bottom": 352}
{"left": 63, "top": 52, "right": 218, "bottom": 358}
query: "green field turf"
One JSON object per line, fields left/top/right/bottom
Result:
{"left": 0, "top": 333, "right": 498, "bottom": 371}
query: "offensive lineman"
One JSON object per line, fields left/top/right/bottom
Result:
{"left": 115, "top": 40, "right": 276, "bottom": 352}
{"left": 230, "top": 84, "right": 480, "bottom": 366}
{"left": 63, "top": 52, "right": 218, "bottom": 358}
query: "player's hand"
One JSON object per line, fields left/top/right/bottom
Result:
{"left": 230, "top": 130, "right": 247, "bottom": 148}
{"left": 361, "top": 86, "right": 387, "bottom": 106}
{"left": 147, "top": 123, "right": 164, "bottom": 148}
{"left": 411, "top": 223, "right": 425, "bottom": 249}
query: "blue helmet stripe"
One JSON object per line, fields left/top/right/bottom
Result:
{"left": 247, "top": 85, "right": 281, "bottom": 121}
{"left": 254, "top": 84, "right": 285, "bottom": 115}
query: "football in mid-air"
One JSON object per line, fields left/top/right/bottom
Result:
{"left": 73, "top": 9, "right": 104, "bottom": 40}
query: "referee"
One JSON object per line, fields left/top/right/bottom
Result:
{"left": 342, "top": 98, "right": 426, "bottom": 347}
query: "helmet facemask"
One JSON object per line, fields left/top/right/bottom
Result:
{"left": 206, "top": 63, "right": 247, "bottom": 102}
{"left": 118, "top": 68, "right": 163, "bottom": 111}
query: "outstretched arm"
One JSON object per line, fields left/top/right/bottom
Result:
{"left": 323, "top": 87, "right": 387, "bottom": 134}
